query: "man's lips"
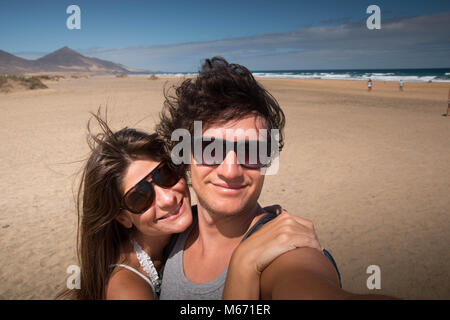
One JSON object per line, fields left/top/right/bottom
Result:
{"left": 212, "top": 183, "right": 247, "bottom": 191}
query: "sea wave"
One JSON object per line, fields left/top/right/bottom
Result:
{"left": 153, "top": 72, "right": 198, "bottom": 77}
{"left": 141, "top": 71, "right": 450, "bottom": 82}
{"left": 251, "top": 72, "right": 450, "bottom": 82}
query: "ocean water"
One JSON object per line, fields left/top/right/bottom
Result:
{"left": 152, "top": 68, "right": 450, "bottom": 82}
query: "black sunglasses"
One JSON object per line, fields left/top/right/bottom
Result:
{"left": 191, "top": 136, "right": 272, "bottom": 169}
{"left": 120, "top": 162, "right": 182, "bottom": 214}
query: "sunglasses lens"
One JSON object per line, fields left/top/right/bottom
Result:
{"left": 240, "top": 140, "right": 271, "bottom": 168}
{"left": 154, "top": 164, "right": 181, "bottom": 187}
{"left": 124, "top": 182, "right": 154, "bottom": 214}
{"left": 121, "top": 162, "right": 182, "bottom": 214}
{"left": 193, "top": 137, "right": 271, "bottom": 168}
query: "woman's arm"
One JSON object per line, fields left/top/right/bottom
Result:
{"left": 223, "top": 211, "right": 322, "bottom": 299}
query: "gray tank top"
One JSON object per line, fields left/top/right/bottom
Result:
{"left": 159, "top": 206, "right": 341, "bottom": 299}
{"left": 159, "top": 206, "right": 277, "bottom": 300}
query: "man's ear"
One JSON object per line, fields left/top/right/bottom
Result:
{"left": 115, "top": 212, "right": 133, "bottom": 229}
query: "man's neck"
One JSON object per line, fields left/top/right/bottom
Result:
{"left": 193, "top": 202, "right": 264, "bottom": 252}
{"left": 181, "top": 203, "right": 266, "bottom": 284}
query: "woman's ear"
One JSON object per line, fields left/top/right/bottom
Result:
{"left": 115, "top": 211, "right": 133, "bottom": 229}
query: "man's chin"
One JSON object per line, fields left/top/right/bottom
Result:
{"left": 201, "top": 198, "right": 253, "bottom": 217}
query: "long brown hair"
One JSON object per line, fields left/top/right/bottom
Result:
{"left": 59, "top": 110, "right": 171, "bottom": 299}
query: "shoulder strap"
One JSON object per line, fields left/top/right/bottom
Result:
{"left": 241, "top": 212, "right": 278, "bottom": 242}
{"left": 322, "top": 249, "right": 342, "bottom": 288}
{"left": 110, "top": 264, "right": 156, "bottom": 293}
{"left": 131, "top": 239, "right": 161, "bottom": 295}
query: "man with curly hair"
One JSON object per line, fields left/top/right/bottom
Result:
{"left": 156, "top": 57, "right": 392, "bottom": 300}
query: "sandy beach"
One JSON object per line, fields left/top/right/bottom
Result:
{"left": 0, "top": 75, "right": 449, "bottom": 299}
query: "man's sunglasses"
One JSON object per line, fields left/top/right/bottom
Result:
{"left": 120, "top": 162, "right": 182, "bottom": 214}
{"left": 191, "top": 137, "right": 272, "bottom": 169}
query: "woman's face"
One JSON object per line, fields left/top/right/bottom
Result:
{"left": 118, "top": 158, "right": 192, "bottom": 236}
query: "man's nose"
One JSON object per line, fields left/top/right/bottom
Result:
{"left": 215, "top": 150, "right": 244, "bottom": 180}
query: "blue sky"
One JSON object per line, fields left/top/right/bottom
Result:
{"left": 1, "top": 0, "right": 450, "bottom": 71}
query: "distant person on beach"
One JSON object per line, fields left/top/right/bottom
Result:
{"left": 444, "top": 89, "right": 450, "bottom": 117}
{"left": 399, "top": 80, "right": 404, "bottom": 91}
{"left": 156, "top": 57, "right": 395, "bottom": 299}
{"left": 59, "top": 111, "right": 323, "bottom": 300}
{"left": 368, "top": 78, "right": 373, "bottom": 91}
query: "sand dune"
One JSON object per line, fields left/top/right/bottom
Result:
{"left": 0, "top": 76, "right": 448, "bottom": 299}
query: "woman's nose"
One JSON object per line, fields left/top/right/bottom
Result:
{"left": 153, "top": 184, "right": 178, "bottom": 210}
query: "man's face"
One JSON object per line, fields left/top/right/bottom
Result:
{"left": 189, "top": 114, "right": 266, "bottom": 217}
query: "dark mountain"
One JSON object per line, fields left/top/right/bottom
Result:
{"left": 0, "top": 47, "right": 148, "bottom": 75}
{"left": 0, "top": 50, "right": 34, "bottom": 74}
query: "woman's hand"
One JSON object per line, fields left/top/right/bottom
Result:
{"left": 235, "top": 208, "right": 322, "bottom": 274}
{"left": 223, "top": 208, "right": 322, "bottom": 299}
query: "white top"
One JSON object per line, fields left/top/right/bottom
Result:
{"left": 110, "top": 238, "right": 161, "bottom": 298}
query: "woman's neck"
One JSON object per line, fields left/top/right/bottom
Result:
{"left": 133, "top": 232, "right": 171, "bottom": 263}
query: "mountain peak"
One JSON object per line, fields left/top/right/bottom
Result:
{"left": 0, "top": 47, "right": 146, "bottom": 75}
{"left": 41, "top": 47, "right": 81, "bottom": 58}
{"left": 56, "top": 46, "right": 75, "bottom": 53}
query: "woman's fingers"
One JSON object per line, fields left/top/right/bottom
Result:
{"left": 251, "top": 215, "right": 320, "bottom": 249}
{"left": 278, "top": 210, "right": 314, "bottom": 230}
{"left": 251, "top": 211, "right": 313, "bottom": 239}
{"left": 284, "top": 233, "right": 322, "bottom": 251}
{"left": 260, "top": 212, "right": 322, "bottom": 252}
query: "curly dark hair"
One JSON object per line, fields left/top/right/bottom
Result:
{"left": 156, "top": 57, "right": 286, "bottom": 156}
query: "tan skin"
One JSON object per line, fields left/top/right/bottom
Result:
{"left": 107, "top": 158, "right": 192, "bottom": 300}
{"left": 187, "top": 115, "right": 395, "bottom": 299}
{"left": 183, "top": 116, "right": 270, "bottom": 285}
{"left": 105, "top": 158, "right": 322, "bottom": 300}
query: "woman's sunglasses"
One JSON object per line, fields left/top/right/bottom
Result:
{"left": 191, "top": 137, "right": 272, "bottom": 169}
{"left": 120, "top": 162, "right": 182, "bottom": 214}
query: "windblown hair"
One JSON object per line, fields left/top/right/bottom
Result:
{"left": 58, "top": 110, "right": 172, "bottom": 299}
{"left": 156, "top": 56, "right": 286, "bottom": 155}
